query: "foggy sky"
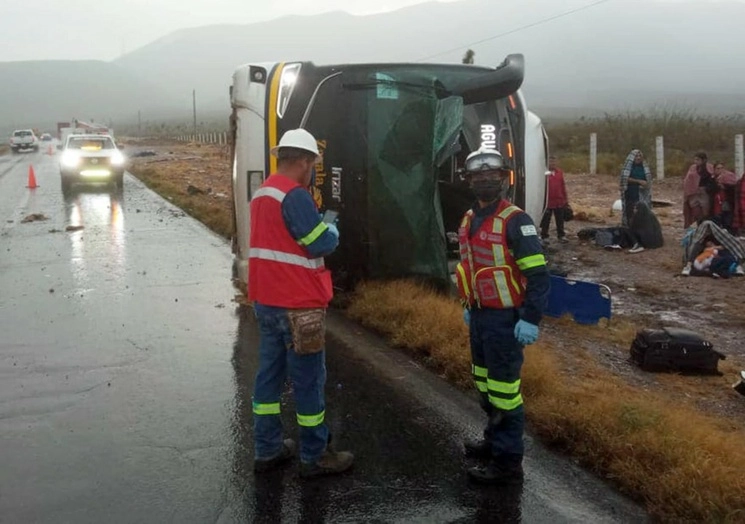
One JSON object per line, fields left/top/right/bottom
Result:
{"left": 1, "top": 0, "right": 738, "bottom": 63}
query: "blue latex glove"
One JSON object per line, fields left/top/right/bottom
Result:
{"left": 326, "top": 223, "right": 339, "bottom": 239}
{"left": 463, "top": 309, "right": 471, "bottom": 327}
{"left": 514, "top": 320, "right": 539, "bottom": 345}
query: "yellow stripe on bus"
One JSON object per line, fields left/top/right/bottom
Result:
{"left": 268, "top": 62, "right": 285, "bottom": 175}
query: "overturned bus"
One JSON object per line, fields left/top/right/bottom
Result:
{"left": 230, "top": 54, "right": 549, "bottom": 290}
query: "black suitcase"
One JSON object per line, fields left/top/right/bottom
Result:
{"left": 630, "top": 327, "right": 725, "bottom": 375}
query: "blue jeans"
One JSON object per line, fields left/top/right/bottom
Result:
{"left": 469, "top": 307, "right": 525, "bottom": 461}
{"left": 253, "top": 303, "right": 329, "bottom": 463}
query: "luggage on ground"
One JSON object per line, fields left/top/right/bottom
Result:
{"left": 630, "top": 327, "right": 725, "bottom": 374}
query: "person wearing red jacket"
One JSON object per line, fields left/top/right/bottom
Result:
{"left": 540, "top": 156, "right": 569, "bottom": 243}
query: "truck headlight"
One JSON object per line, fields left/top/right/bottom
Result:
{"left": 61, "top": 152, "right": 81, "bottom": 168}
{"left": 110, "top": 151, "right": 125, "bottom": 166}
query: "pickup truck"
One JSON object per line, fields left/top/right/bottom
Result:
{"left": 10, "top": 129, "right": 39, "bottom": 153}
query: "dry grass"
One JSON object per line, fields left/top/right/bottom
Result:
{"left": 547, "top": 110, "right": 744, "bottom": 177}
{"left": 130, "top": 166, "right": 234, "bottom": 238}
{"left": 349, "top": 279, "right": 745, "bottom": 522}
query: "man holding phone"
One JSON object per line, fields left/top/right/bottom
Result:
{"left": 248, "top": 128, "right": 353, "bottom": 478}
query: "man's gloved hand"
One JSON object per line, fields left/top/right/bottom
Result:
{"left": 463, "top": 309, "right": 471, "bottom": 327}
{"left": 514, "top": 320, "right": 539, "bottom": 345}
{"left": 326, "top": 223, "right": 339, "bottom": 239}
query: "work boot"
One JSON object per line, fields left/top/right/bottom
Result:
{"left": 463, "top": 439, "right": 492, "bottom": 460}
{"left": 299, "top": 450, "right": 354, "bottom": 479}
{"left": 467, "top": 459, "right": 524, "bottom": 486}
{"left": 254, "top": 439, "right": 297, "bottom": 473}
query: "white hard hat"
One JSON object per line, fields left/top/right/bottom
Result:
{"left": 465, "top": 147, "right": 507, "bottom": 173}
{"left": 271, "top": 128, "right": 320, "bottom": 158}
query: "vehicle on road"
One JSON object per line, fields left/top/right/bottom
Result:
{"left": 41, "top": 133, "right": 53, "bottom": 141}
{"left": 229, "top": 54, "right": 549, "bottom": 290}
{"left": 59, "top": 134, "right": 126, "bottom": 193}
{"left": 10, "top": 129, "right": 39, "bottom": 153}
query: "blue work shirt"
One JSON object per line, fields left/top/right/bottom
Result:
{"left": 469, "top": 201, "right": 550, "bottom": 325}
{"left": 281, "top": 187, "right": 338, "bottom": 258}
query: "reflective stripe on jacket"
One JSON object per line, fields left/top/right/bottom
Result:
{"left": 455, "top": 200, "right": 526, "bottom": 309}
{"left": 248, "top": 174, "right": 333, "bottom": 308}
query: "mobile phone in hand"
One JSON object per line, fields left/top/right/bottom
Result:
{"left": 322, "top": 210, "right": 338, "bottom": 224}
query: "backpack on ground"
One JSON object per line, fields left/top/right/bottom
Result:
{"left": 630, "top": 327, "right": 725, "bottom": 375}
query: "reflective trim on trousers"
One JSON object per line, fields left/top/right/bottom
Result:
{"left": 253, "top": 401, "right": 281, "bottom": 415}
{"left": 297, "top": 410, "right": 325, "bottom": 427}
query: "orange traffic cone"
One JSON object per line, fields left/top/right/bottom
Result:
{"left": 27, "top": 165, "right": 38, "bottom": 189}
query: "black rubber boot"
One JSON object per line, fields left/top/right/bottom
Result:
{"left": 467, "top": 458, "right": 524, "bottom": 486}
{"left": 254, "top": 439, "right": 297, "bottom": 473}
{"left": 463, "top": 439, "right": 492, "bottom": 459}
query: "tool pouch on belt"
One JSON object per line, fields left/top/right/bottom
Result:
{"left": 287, "top": 308, "right": 326, "bottom": 355}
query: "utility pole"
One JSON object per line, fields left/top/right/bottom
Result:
{"left": 138, "top": 110, "right": 142, "bottom": 138}
{"left": 192, "top": 89, "right": 197, "bottom": 138}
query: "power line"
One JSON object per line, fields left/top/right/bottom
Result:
{"left": 417, "top": 0, "right": 615, "bottom": 62}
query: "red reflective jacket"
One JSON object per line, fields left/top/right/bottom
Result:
{"left": 248, "top": 174, "right": 333, "bottom": 308}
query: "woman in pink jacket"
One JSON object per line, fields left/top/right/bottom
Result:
{"left": 540, "top": 156, "right": 569, "bottom": 243}
{"left": 683, "top": 152, "right": 715, "bottom": 228}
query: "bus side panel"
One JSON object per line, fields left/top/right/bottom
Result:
{"left": 231, "top": 65, "right": 274, "bottom": 287}
{"left": 523, "top": 110, "right": 548, "bottom": 224}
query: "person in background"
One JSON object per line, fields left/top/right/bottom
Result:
{"left": 540, "top": 155, "right": 569, "bottom": 244}
{"left": 712, "top": 161, "right": 738, "bottom": 231}
{"left": 683, "top": 152, "right": 715, "bottom": 228}
{"left": 734, "top": 171, "right": 745, "bottom": 236}
{"left": 619, "top": 150, "right": 652, "bottom": 228}
{"left": 455, "top": 147, "right": 550, "bottom": 485}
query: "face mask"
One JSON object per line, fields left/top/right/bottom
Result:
{"left": 471, "top": 178, "right": 506, "bottom": 202}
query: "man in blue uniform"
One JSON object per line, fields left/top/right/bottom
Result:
{"left": 455, "top": 147, "right": 550, "bottom": 485}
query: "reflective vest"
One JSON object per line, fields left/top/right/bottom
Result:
{"left": 456, "top": 200, "right": 526, "bottom": 309}
{"left": 248, "top": 174, "right": 333, "bottom": 308}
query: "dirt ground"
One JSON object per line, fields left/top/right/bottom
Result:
{"left": 125, "top": 140, "right": 233, "bottom": 200}
{"left": 124, "top": 141, "right": 745, "bottom": 420}
{"left": 544, "top": 172, "right": 745, "bottom": 420}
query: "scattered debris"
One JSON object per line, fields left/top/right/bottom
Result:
{"left": 21, "top": 213, "right": 48, "bottom": 223}
{"left": 215, "top": 303, "right": 226, "bottom": 309}
{"left": 6, "top": 220, "right": 13, "bottom": 224}
{"left": 215, "top": 193, "right": 228, "bottom": 199}
{"left": 734, "top": 371, "right": 745, "bottom": 397}
{"left": 232, "top": 293, "right": 250, "bottom": 306}
{"left": 131, "top": 150, "right": 157, "bottom": 157}
{"left": 65, "top": 225, "right": 84, "bottom": 232}
{"left": 187, "top": 184, "right": 206, "bottom": 195}
{"left": 49, "top": 288, "right": 54, "bottom": 294}
{"left": 48, "top": 229, "right": 61, "bottom": 233}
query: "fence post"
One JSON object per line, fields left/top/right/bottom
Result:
{"left": 736, "top": 134, "right": 744, "bottom": 177}
{"left": 656, "top": 136, "right": 665, "bottom": 180}
{"left": 589, "top": 133, "right": 597, "bottom": 175}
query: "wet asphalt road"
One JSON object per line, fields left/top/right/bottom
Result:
{"left": 0, "top": 150, "right": 647, "bottom": 523}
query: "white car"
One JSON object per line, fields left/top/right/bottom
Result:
{"left": 10, "top": 129, "right": 39, "bottom": 153}
{"left": 59, "top": 134, "right": 126, "bottom": 193}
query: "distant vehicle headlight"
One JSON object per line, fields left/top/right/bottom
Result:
{"left": 110, "top": 151, "right": 125, "bottom": 166}
{"left": 61, "top": 151, "right": 81, "bottom": 168}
